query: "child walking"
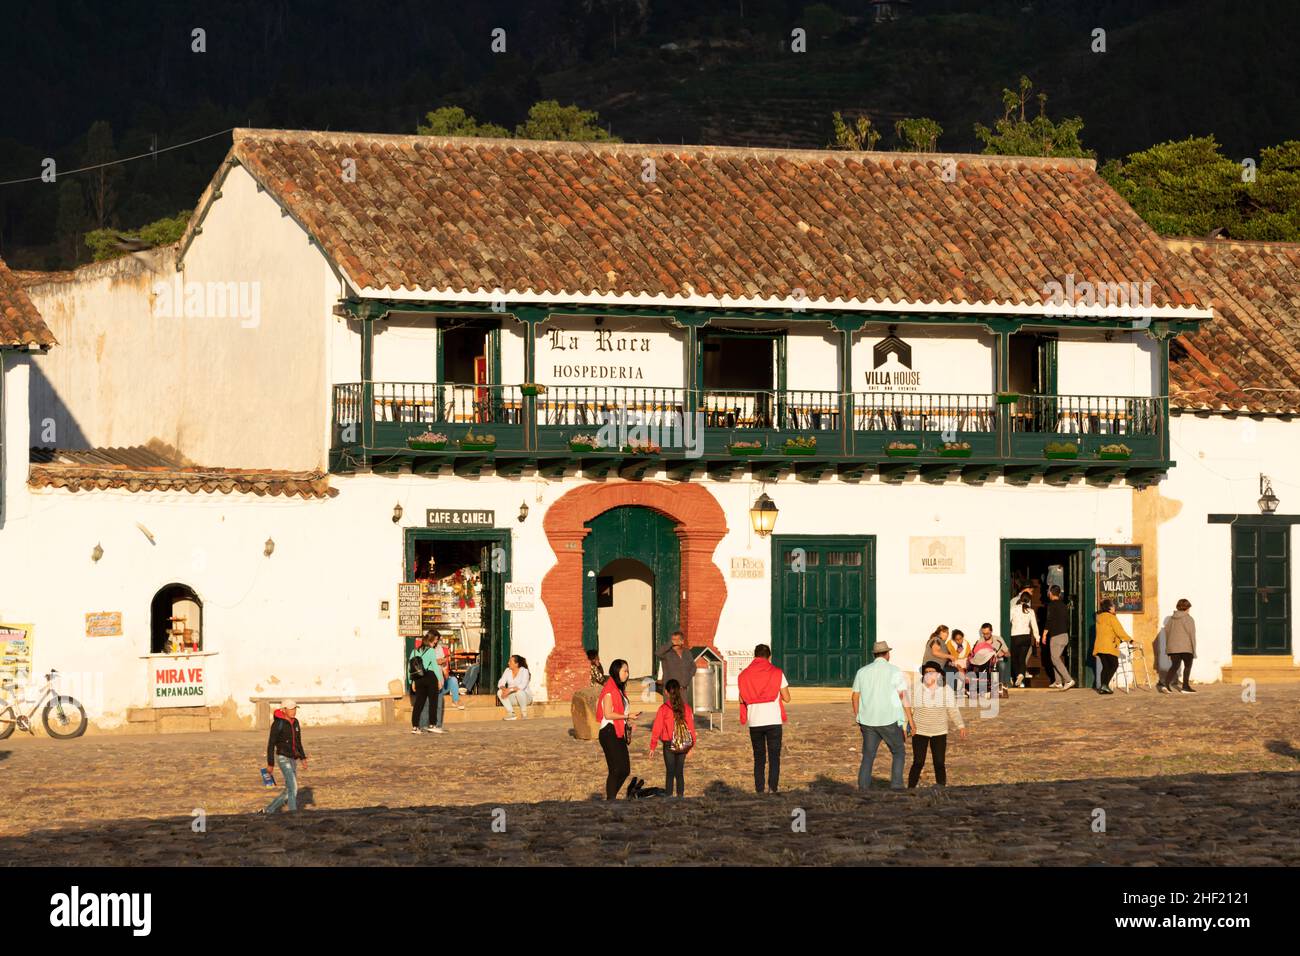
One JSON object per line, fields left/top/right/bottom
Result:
{"left": 908, "top": 662, "right": 966, "bottom": 788}
{"left": 261, "top": 699, "right": 308, "bottom": 814}
{"left": 649, "top": 678, "right": 696, "bottom": 797}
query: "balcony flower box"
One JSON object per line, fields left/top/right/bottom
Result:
{"left": 460, "top": 432, "right": 497, "bottom": 452}
{"left": 569, "top": 434, "right": 601, "bottom": 453}
{"left": 937, "top": 441, "right": 972, "bottom": 458}
{"left": 885, "top": 441, "right": 920, "bottom": 458}
{"left": 520, "top": 383, "right": 547, "bottom": 397}
{"left": 1044, "top": 441, "right": 1079, "bottom": 460}
{"left": 995, "top": 392, "right": 1020, "bottom": 405}
{"left": 1098, "top": 443, "right": 1132, "bottom": 461}
{"left": 729, "top": 442, "right": 764, "bottom": 457}
{"left": 407, "top": 432, "right": 448, "bottom": 452}
{"left": 621, "top": 441, "right": 661, "bottom": 456}
{"left": 783, "top": 437, "right": 817, "bottom": 457}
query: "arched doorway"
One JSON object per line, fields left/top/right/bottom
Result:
{"left": 583, "top": 506, "right": 681, "bottom": 681}
{"left": 596, "top": 558, "right": 656, "bottom": 678}
{"left": 542, "top": 482, "right": 728, "bottom": 698}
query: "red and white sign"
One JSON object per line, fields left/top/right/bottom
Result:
{"left": 151, "top": 661, "right": 208, "bottom": 708}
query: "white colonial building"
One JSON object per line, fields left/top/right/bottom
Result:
{"left": 1, "top": 130, "right": 1297, "bottom": 732}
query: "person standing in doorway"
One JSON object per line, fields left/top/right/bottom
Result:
{"left": 649, "top": 678, "right": 696, "bottom": 797}
{"left": 261, "top": 700, "right": 307, "bottom": 814}
{"left": 1043, "top": 585, "right": 1075, "bottom": 690}
{"left": 851, "top": 642, "right": 914, "bottom": 791}
{"left": 909, "top": 662, "right": 967, "bottom": 788}
{"left": 656, "top": 629, "right": 696, "bottom": 708}
{"left": 596, "top": 659, "right": 641, "bottom": 800}
{"left": 1092, "top": 598, "right": 1132, "bottom": 694}
{"left": 1009, "top": 591, "right": 1040, "bottom": 687}
{"left": 430, "top": 633, "right": 465, "bottom": 732}
{"left": 587, "top": 648, "right": 607, "bottom": 686}
{"left": 738, "top": 645, "right": 790, "bottom": 794}
{"left": 1161, "top": 598, "right": 1198, "bottom": 694}
{"left": 497, "top": 655, "right": 532, "bottom": 720}
{"left": 409, "top": 638, "right": 443, "bottom": 734}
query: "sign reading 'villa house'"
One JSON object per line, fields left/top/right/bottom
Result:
{"left": 909, "top": 537, "right": 966, "bottom": 574}
{"left": 863, "top": 334, "right": 924, "bottom": 392}
{"left": 1096, "top": 544, "right": 1144, "bottom": 613}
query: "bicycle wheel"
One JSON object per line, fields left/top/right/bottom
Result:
{"left": 42, "top": 696, "right": 87, "bottom": 739}
{"left": 0, "top": 703, "right": 15, "bottom": 740}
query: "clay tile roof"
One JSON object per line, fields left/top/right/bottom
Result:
{"left": 205, "top": 128, "right": 1206, "bottom": 318}
{"left": 28, "top": 447, "right": 336, "bottom": 498}
{"left": 0, "top": 256, "right": 56, "bottom": 348}
{"left": 1165, "top": 238, "right": 1300, "bottom": 415}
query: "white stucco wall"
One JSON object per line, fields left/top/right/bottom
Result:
{"left": 371, "top": 317, "right": 438, "bottom": 382}
{"left": 785, "top": 328, "right": 839, "bottom": 392}
{"left": 25, "top": 165, "right": 340, "bottom": 471}
{"left": 1057, "top": 331, "right": 1159, "bottom": 396}
{"left": 1, "top": 355, "right": 31, "bottom": 526}
{"left": 1158, "top": 413, "right": 1300, "bottom": 677}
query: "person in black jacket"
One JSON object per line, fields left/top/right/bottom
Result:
{"left": 1042, "top": 586, "right": 1075, "bottom": 690}
{"left": 262, "top": 700, "right": 308, "bottom": 814}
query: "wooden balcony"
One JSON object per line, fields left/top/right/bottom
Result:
{"left": 331, "top": 383, "right": 1169, "bottom": 486}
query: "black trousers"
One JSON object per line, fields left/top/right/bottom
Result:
{"left": 1010, "top": 634, "right": 1033, "bottom": 683}
{"left": 1097, "top": 653, "right": 1119, "bottom": 689}
{"left": 1164, "top": 653, "right": 1193, "bottom": 689}
{"left": 908, "top": 733, "right": 948, "bottom": 787}
{"left": 749, "top": 725, "right": 783, "bottom": 793}
{"left": 661, "top": 746, "right": 687, "bottom": 796}
{"left": 410, "top": 674, "right": 440, "bottom": 728}
{"left": 599, "top": 724, "right": 630, "bottom": 800}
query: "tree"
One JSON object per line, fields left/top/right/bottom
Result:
{"left": 830, "top": 111, "right": 880, "bottom": 151}
{"left": 85, "top": 211, "right": 191, "bottom": 262}
{"left": 1101, "top": 136, "right": 1300, "bottom": 241}
{"left": 416, "top": 106, "right": 510, "bottom": 138}
{"left": 974, "top": 76, "right": 1092, "bottom": 159}
{"left": 895, "top": 117, "right": 943, "bottom": 152}
{"left": 515, "top": 100, "right": 619, "bottom": 142}
{"left": 81, "top": 121, "right": 121, "bottom": 230}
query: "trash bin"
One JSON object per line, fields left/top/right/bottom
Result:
{"left": 690, "top": 646, "right": 724, "bottom": 730}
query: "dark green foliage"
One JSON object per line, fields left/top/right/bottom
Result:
{"left": 974, "top": 76, "right": 1092, "bottom": 159}
{"left": 85, "top": 212, "right": 191, "bottom": 262}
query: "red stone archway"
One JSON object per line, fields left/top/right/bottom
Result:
{"left": 541, "top": 482, "right": 729, "bottom": 700}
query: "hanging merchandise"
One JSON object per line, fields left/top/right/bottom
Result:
{"left": 1046, "top": 564, "right": 1065, "bottom": 591}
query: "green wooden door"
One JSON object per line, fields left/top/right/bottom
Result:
{"left": 582, "top": 507, "right": 681, "bottom": 652}
{"left": 773, "top": 537, "right": 873, "bottom": 686}
{"left": 1232, "top": 525, "right": 1292, "bottom": 654}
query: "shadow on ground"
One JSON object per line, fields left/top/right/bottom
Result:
{"left": 4, "top": 770, "right": 1297, "bottom": 866}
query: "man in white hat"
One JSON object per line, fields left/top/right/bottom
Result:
{"left": 261, "top": 699, "right": 308, "bottom": 814}
{"left": 850, "top": 641, "right": 914, "bottom": 791}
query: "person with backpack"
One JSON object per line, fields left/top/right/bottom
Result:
{"left": 409, "top": 637, "right": 442, "bottom": 735}
{"left": 596, "top": 659, "right": 642, "bottom": 800}
{"left": 649, "top": 678, "right": 697, "bottom": 797}
{"left": 260, "top": 699, "right": 307, "bottom": 814}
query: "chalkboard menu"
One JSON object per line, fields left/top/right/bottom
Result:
{"left": 1095, "top": 544, "right": 1144, "bottom": 614}
{"left": 397, "top": 583, "right": 423, "bottom": 637}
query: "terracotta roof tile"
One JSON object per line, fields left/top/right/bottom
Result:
{"left": 1165, "top": 239, "right": 1300, "bottom": 415}
{"left": 204, "top": 129, "right": 1204, "bottom": 316}
{"left": 0, "top": 257, "right": 56, "bottom": 348}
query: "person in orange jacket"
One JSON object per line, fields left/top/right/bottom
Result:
{"left": 649, "top": 678, "right": 697, "bottom": 797}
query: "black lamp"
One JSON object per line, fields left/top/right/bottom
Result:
{"left": 1259, "top": 475, "right": 1280, "bottom": 515}
{"left": 749, "top": 493, "right": 779, "bottom": 537}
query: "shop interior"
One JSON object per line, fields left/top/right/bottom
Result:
{"left": 410, "top": 538, "right": 496, "bottom": 693}
{"left": 1007, "top": 547, "right": 1092, "bottom": 687}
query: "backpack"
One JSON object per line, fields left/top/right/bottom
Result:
{"left": 408, "top": 652, "right": 425, "bottom": 680}
{"left": 669, "top": 712, "right": 693, "bottom": 753}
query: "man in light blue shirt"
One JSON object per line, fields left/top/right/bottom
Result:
{"left": 850, "top": 641, "right": 914, "bottom": 791}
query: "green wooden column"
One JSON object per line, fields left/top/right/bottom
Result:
{"left": 516, "top": 307, "right": 547, "bottom": 451}
{"left": 1151, "top": 321, "right": 1173, "bottom": 462}
{"left": 673, "top": 311, "right": 712, "bottom": 435}
{"left": 360, "top": 312, "right": 376, "bottom": 461}
{"left": 987, "top": 318, "right": 1017, "bottom": 458}
{"left": 830, "top": 315, "right": 866, "bottom": 456}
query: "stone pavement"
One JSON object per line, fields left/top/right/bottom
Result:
{"left": 2, "top": 683, "right": 1297, "bottom": 865}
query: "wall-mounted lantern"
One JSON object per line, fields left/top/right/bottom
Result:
{"left": 264, "top": 537, "right": 276, "bottom": 558}
{"left": 91, "top": 542, "right": 104, "bottom": 563}
{"left": 749, "top": 493, "right": 779, "bottom": 537}
{"left": 1259, "top": 474, "right": 1280, "bottom": 515}
{"left": 518, "top": 501, "right": 530, "bottom": 523}
{"left": 392, "top": 502, "right": 404, "bottom": 524}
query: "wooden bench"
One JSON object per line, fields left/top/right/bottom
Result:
{"left": 249, "top": 693, "right": 404, "bottom": 730}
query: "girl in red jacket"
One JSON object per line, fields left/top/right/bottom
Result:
{"left": 649, "top": 678, "right": 697, "bottom": 797}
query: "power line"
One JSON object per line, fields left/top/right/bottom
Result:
{"left": 0, "top": 127, "right": 236, "bottom": 187}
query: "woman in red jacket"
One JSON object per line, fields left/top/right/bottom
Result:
{"left": 649, "top": 678, "right": 697, "bottom": 797}
{"left": 596, "top": 659, "right": 641, "bottom": 800}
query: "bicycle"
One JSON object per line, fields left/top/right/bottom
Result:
{"left": 0, "top": 669, "right": 89, "bottom": 739}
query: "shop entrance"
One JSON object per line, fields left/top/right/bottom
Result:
{"left": 771, "top": 535, "right": 875, "bottom": 687}
{"left": 403, "top": 529, "right": 511, "bottom": 694}
{"left": 1000, "top": 539, "right": 1095, "bottom": 687}
{"left": 1230, "top": 521, "right": 1292, "bottom": 654}
{"left": 582, "top": 507, "right": 680, "bottom": 681}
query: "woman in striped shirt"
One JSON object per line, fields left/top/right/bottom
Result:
{"left": 908, "top": 661, "right": 968, "bottom": 788}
